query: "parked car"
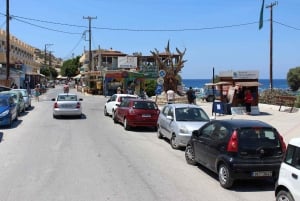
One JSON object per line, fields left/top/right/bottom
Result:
{"left": 0, "top": 90, "right": 25, "bottom": 116}
{"left": 113, "top": 99, "right": 160, "bottom": 131}
{"left": 0, "top": 85, "right": 11, "bottom": 92}
{"left": 104, "top": 93, "right": 138, "bottom": 117}
{"left": 185, "top": 119, "right": 286, "bottom": 189}
{"left": 157, "top": 104, "right": 210, "bottom": 149}
{"left": 275, "top": 137, "right": 300, "bottom": 201}
{"left": 0, "top": 94, "right": 18, "bottom": 127}
{"left": 12, "top": 89, "right": 31, "bottom": 110}
{"left": 52, "top": 93, "right": 83, "bottom": 118}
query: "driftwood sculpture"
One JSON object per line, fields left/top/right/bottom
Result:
{"left": 150, "top": 41, "right": 187, "bottom": 93}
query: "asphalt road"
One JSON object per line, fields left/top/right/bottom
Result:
{"left": 0, "top": 86, "right": 277, "bottom": 201}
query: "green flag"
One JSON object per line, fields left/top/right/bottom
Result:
{"left": 259, "top": 0, "right": 265, "bottom": 29}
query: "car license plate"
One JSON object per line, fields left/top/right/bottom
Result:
{"left": 142, "top": 114, "right": 151, "bottom": 117}
{"left": 251, "top": 171, "right": 272, "bottom": 177}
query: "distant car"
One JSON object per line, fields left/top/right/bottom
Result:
{"left": 52, "top": 93, "right": 83, "bottom": 118}
{"left": 113, "top": 99, "right": 160, "bottom": 131}
{"left": 275, "top": 137, "right": 300, "bottom": 201}
{"left": 0, "top": 94, "right": 18, "bottom": 127}
{"left": 104, "top": 94, "right": 138, "bottom": 117}
{"left": 185, "top": 119, "right": 286, "bottom": 189}
{"left": 0, "top": 85, "right": 11, "bottom": 92}
{"left": 12, "top": 89, "right": 31, "bottom": 110}
{"left": 157, "top": 104, "right": 210, "bottom": 149}
{"left": 0, "top": 90, "right": 25, "bottom": 116}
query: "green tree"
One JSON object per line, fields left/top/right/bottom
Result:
{"left": 61, "top": 56, "right": 80, "bottom": 77}
{"left": 287, "top": 67, "right": 300, "bottom": 91}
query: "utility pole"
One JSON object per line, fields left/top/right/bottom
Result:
{"left": 44, "top": 44, "right": 53, "bottom": 68}
{"left": 6, "top": 0, "right": 10, "bottom": 83}
{"left": 266, "top": 1, "right": 277, "bottom": 90}
{"left": 83, "top": 16, "right": 97, "bottom": 71}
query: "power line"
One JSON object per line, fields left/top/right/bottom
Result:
{"left": 1, "top": 12, "right": 300, "bottom": 33}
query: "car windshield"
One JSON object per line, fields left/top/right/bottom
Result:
{"left": 133, "top": 101, "right": 157, "bottom": 110}
{"left": 58, "top": 95, "right": 77, "bottom": 101}
{"left": 175, "top": 107, "right": 210, "bottom": 121}
{"left": 0, "top": 98, "right": 8, "bottom": 106}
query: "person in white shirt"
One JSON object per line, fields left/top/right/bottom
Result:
{"left": 166, "top": 89, "right": 175, "bottom": 104}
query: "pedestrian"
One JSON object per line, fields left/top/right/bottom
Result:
{"left": 186, "top": 87, "right": 196, "bottom": 104}
{"left": 166, "top": 89, "right": 175, "bottom": 104}
{"left": 117, "top": 87, "right": 122, "bottom": 94}
{"left": 34, "top": 84, "right": 40, "bottom": 102}
{"left": 244, "top": 89, "right": 253, "bottom": 115}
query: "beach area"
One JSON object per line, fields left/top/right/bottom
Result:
{"left": 195, "top": 100, "right": 299, "bottom": 144}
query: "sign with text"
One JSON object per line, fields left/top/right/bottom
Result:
{"left": 118, "top": 56, "right": 137, "bottom": 69}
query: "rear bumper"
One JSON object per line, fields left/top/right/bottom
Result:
{"left": 53, "top": 109, "right": 82, "bottom": 116}
{"left": 230, "top": 162, "right": 281, "bottom": 180}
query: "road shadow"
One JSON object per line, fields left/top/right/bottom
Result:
{"left": 53, "top": 114, "right": 87, "bottom": 120}
{"left": 0, "top": 132, "right": 3, "bottom": 142}
{"left": 194, "top": 164, "right": 275, "bottom": 192}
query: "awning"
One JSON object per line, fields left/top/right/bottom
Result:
{"left": 235, "top": 81, "right": 261, "bottom": 87}
{"left": 73, "top": 74, "right": 82, "bottom": 79}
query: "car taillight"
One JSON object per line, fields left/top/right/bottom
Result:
{"left": 278, "top": 134, "right": 286, "bottom": 152}
{"left": 227, "top": 130, "right": 238, "bottom": 152}
{"left": 76, "top": 102, "right": 81, "bottom": 108}
{"left": 54, "top": 102, "right": 59, "bottom": 108}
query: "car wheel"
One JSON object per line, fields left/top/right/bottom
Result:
{"left": 124, "top": 118, "right": 130, "bottom": 130}
{"left": 104, "top": 107, "right": 108, "bottom": 116}
{"left": 185, "top": 144, "right": 197, "bottom": 165}
{"left": 276, "top": 190, "right": 294, "bottom": 201}
{"left": 113, "top": 112, "right": 118, "bottom": 123}
{"left": 157, "top": 125, "right": 163, "bottom": 139}
{"left": 218, "top": 163, "right": 234, "bottom": 189}
{"left": 170, "top": 134, "right": 179, "bottom": 149}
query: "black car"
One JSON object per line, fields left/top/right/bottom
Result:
{"left": 185, "top": 119, "right": 287, "bottom": 189}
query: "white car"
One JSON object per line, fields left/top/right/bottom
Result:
{"left": 52, "top": 93, "right": 83, "bottom": 118}
{"left": 104, "top": 94, "right": 138, "bottom": 117}
{"left": 275, "top": 137, "right": 300, "bottom": 201}
{"left": 12, "top": 89, "right": 31, "bottom": 110}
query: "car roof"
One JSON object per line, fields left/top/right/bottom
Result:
{"left": 288, "top": 138, "right": 300, "bottom": 147}
{"left": 128, "top": 98, "right": 155, "bottom": 102}
{"left": 58, "top": 93, "right": 77, "bottom": 96}
{"left": 167, "top": 103, "right": 203, "bottom": 109}
{"left": 213, "top": 119, "right": 274, "bottom": 129}
{"left": 0, "top": 94, "right": 11, "bottom": 98}
{"left": 114, "top": 94, "right": 138, "bottom": 97}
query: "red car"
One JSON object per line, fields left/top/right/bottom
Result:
{"left": 113, "top": 99, "right": 160, "bottom": 131}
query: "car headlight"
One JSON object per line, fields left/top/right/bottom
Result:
{"left": 179, "top": 126, "right": 189, "bottom": 134}
{"left": 0, "top": 110, "right": 9, "bottom": 117}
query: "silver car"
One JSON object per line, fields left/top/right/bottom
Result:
{"left": 12, "top": 89, "right": 31, "bottom": 110}
{"left": 52, "top": 93, "right": 83, "bottom": 118}
{"left": 157, "top": 104, "right": 210, "bottom": 149}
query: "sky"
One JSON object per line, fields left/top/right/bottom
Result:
{"left": 0, "top": 0, "right": 299, "bottom": 79}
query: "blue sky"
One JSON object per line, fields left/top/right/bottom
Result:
{"left": 0, "top": 0, "right": 299, "bottom": 79}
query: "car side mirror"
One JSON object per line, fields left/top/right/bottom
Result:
{"left": 116, "top": 103, "right": 120, "bottom": 107}
{"left": 192, "top": 130, "right": 200, "bottom": 137}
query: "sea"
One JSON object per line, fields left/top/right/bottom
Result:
{"left": 182, "top": 79, "right": 289, "bottom": 91}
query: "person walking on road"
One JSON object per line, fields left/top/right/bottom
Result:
{"left": 186, "top": 87, "right": 196, "bottom": 104}
{"left": 34, "top": 84, "right": 40, "bottom": 102}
